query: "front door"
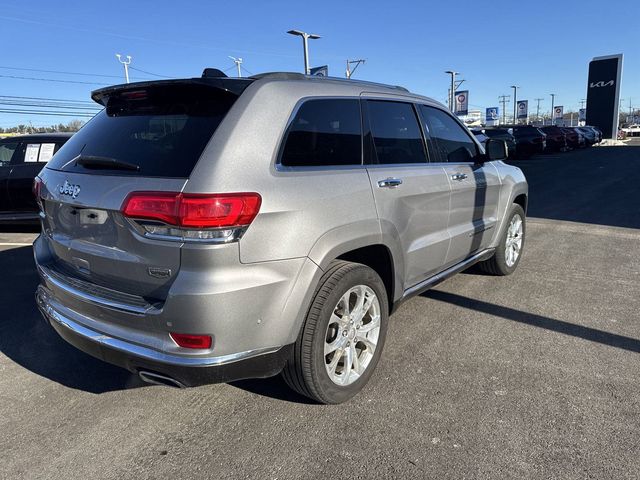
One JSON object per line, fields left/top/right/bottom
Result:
{"left": 418, "top": 105, "right": 501, "bottom": 266}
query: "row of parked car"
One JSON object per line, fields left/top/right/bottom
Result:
{"left": 471, "top": 125, "right": 603, "bottom": 159}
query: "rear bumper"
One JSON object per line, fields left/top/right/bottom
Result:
{"left": 36, "top": 285, "right": 292, "bottom": 386}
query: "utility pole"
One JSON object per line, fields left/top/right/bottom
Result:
{"left": 498, "top": 95, "right": 510, "bottom": 125}
{"left": 229, "top": 56, "right": 243, "bottom": 77}
{"left": 511, "top": 85, "right": 519, "bottom": 124}
{"left": 445, "top": 71, "right": 458, "bottom": 112}
{"left": 345, "top": 59, "right": 365, "bottom": 79}
{"left": 535, "top": 98, "right": 544, "bottom": 123}
{"left": 115, "top": 54, "right": 132, "bottom": 83}
{"left": 287, "top": 29, "right": 321, "bottom": 75}
{"left": 550, "top": 93, "right": 556, "bottom": 125}
{"left": 579, "top": 99, "right": 586, "bottom": 109}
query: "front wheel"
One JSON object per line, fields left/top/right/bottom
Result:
{"left": 282, "top": 261, "right": 389, "bottom": 404}
{"left": 478, "top": 203, "right": 526, "bottom": 276}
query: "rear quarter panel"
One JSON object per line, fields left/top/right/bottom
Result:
{"left": 185, "top": 81, "right": 379, "bottom": 264}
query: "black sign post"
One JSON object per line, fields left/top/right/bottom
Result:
{"left": 585, "top": 54, "right": 623, "bottom": 139}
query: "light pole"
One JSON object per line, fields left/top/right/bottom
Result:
{"left": 229, "top": 56, "right": 243, "bottom": 77}
{"left": 345, "top": 59, "right": 365, "bottom": 79}
{"left": 550, "top": 93, "right": 556, "bottom": 125}
{"left": 115, "top": 54, "right": 132, "bottom": 83}
{"left": 287, "top": 29, "right": 321, "bottom": 75}
{"left": 511, "top": 85, "right": 519, "bottom": 124}
{"left": 499, "top": 95, "right": 510, "bottom": 125}
{"left": 535, "top": 98, "right": 544, "bottom": 124}
{"left": 445, "top": 71, "right": 458, "bottom": 113}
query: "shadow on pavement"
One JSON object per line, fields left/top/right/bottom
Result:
{"left": 0, "top": 246, "right": 144, "bottom": 393}
{"left": 423, "top": 289, "right": 640, "bottom": 354}
{"left": 512, "top": 146, "right": 640, "bottom": 230}
{"left": 231, "top": 376, "right": 318, "bottom": 404}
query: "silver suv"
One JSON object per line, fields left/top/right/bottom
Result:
{"left": 34, "top": 71, "right": 527, "bottom": 404}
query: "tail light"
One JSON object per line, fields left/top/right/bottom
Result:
{"left": 32, "top": 176, "right": 43, "bottom": 210}
{"left": 122, "top": 192, "right": 261, "bottom": 243}
{"left": 170, "top": 332, "right": 212, "bottom": 349}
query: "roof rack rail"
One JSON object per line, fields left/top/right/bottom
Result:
{"left": 249, "top": 71, "right": 409, "bottom": 92}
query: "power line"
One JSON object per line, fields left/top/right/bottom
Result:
{"left": 240, "top": 65, "right": 254, "bottom": 76}
{"left": 0, "top": 101, "right": 101, "bottom": 111}
{"left": 0, "top": 65, "right": 125, "bottom": 79}
{"left": 0, "top": 95, "right": 96, "bottom": 105}
{"left": 128, "top": 66, "right": 172, "bottom": 79}
{"left": 0, "top": 109, "right": 97, "bottom": 117}
{"left": 0, "top": 73, "right": 108, "bottom": 85}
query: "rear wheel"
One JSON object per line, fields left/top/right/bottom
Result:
{"left": 477, "top": 203, "right": 525, "bottom": 276}
{"left": 282, "top": 261, "right": 389, "bottom": 404}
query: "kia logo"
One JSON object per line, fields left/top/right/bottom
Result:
{"left": 59, "top": 180, "right": 81, "bottom": 199}
{"left": 589, "top": 80, "right": 615, "bottom": 88}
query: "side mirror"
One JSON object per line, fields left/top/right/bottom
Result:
{"left": 485, "top": 138, "right": 508, "bottom": 161}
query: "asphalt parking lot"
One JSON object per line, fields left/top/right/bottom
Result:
{"left": 1, "top": 145, "right": 639, "bottom": 480}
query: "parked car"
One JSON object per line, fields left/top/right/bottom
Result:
{"left": 621, "top": 124, "right": 640, "bottom": 137}
{"left": 570, "top": 127, "right": 590, "bottom": 147}
{"left": 560, "top": 127, "right": 584, "bottom": 149}
{"left": 539, "top": 126, "right": 568, "bottom": 152}
{"left": 470, "top": 128, "right": 489, "bottom": 145}
{"left": 580, "top": 126, "right": 602, "bottom": 144}
{"left": 576, "top": 127, "right": 598, "bottom": 146}
{"left": 481, "top": 128, "right": 517, "bottom": 158}
{"left": 0, "top": 133, "right": 73, "bottom": 222}
{"left": 509, "top": 125, "right": 546, "bottom": 158}
{"left": 34, "top": 71, "right": 528, "bottom": 404}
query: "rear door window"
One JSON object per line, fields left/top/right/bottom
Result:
{"left": 280, "top": 98, "right": 362, "bottom": 167}
{"left": 46, "top": 83, "right": 239, "bottom": 177}
{"left": 366, "top": 101, "right": 427, "bottom": 164}
{"left": 419, "top": 106, "right": 480, "bottom": 163}
{"left": 0, "top": 142, "right": 18, "bottom": 166}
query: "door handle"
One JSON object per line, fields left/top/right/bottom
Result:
{"left": 377, "top": 177, "right": 403, "bottom": 188}
{"left": 450, "top": 173, "right": 468, "bottom": 181}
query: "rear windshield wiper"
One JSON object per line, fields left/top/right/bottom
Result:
{"left": 73, "top": 155, "right": 140, "bottom": 172}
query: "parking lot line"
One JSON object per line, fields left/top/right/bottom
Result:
{"left": 0, "top": 242, "right": 33, "bottom": 246}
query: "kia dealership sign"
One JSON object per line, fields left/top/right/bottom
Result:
{"left": 586, "top": 54, "right": 623, "bottom": 139}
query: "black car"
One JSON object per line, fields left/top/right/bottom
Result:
{"left": 507, "top": 125, "right": 546, "bottom": 158}
{"left": 0, "top": 133, "right": 73, "bottom": 221}
{"left": 578, "top": 126, "right": 600, "bottom": 145}
{"left": 482, "top": 128, "right": 517, "bottom": 158}
{"left": 540, "top": 126, "right": 568, "bottom": 152}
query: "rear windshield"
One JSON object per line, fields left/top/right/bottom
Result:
{"left": 47, "top": 83, "right": 238, "bottom": 177}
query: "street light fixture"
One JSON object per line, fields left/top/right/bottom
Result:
{"left": 287, "top": 29, "right": 321, "bottom": 75}
{"left": 115, "top": 54, "right": 132, "bottom": 84}
{"left": 445, "top": 71, "right": 459, "bottom": 112}
{"left": 511, "top": 85, "right": 519, "bottom": 124}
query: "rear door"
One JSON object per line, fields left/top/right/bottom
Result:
{"left": 38, "top": 81, "right": 244, "bottom": 300}
{"left": 418, "top": 105, "right": 501, "bottom": 267}
{"left": 8, "top": 138, "right": 64, "bottom": 213}
{"left": 363, "top": 99, "right": 451, "bottom": 289}
{"left": 0, "top": 140, "right": 19, "bottom": 212}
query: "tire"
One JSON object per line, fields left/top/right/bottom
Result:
{"left": 477, "top": 203, "right": 526, "bottom": 276}
{"left": 282, "top": 261, "right": 389, "bottom": 404}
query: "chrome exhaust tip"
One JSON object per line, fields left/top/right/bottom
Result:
{"left": 138, "top": 370, "right": 186, "bottom": 388}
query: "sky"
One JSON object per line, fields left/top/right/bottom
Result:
{"left": 0, "top": 0, "right": 638, "bottom": 127}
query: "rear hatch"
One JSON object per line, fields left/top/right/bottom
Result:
{"left": 37, "top": 78, "right": 251, "bottom": 302}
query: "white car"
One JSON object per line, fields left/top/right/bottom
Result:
{"left": 622, "top": 124, "right": 640, "bottom": 137}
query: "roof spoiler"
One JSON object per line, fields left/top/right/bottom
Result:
{"left": 91, "top": 77, "right": 253, "bottom": 106}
